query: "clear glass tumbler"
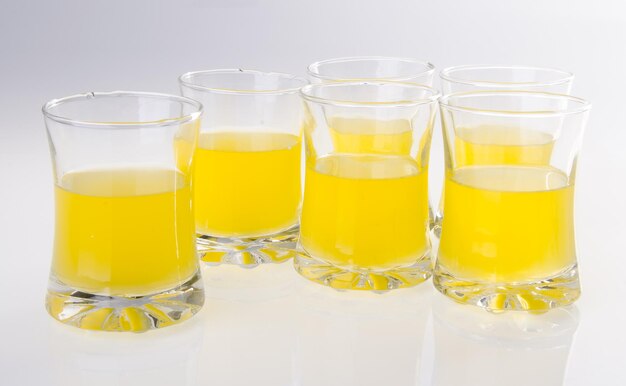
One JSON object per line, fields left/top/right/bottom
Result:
{"left": 179, "top": 69, "right": 308, "bottom": 267}
{"left": 308, "top": 57, "right": 437, "bottom": 229}
{"left": 435, "top": 91, "right": 591, "bottom": 311}
{"left": 434, "top": 65, "right": 575, "bottom": 236}
{"left": 43, "top": 91, "right": 204, "bottom": 332}
{"left": 296, "top": 82, "right": 440, "bottom": 291}
{"left": 307, "top": 56, "right": 435, "bottom": 85}
{"left": 440, "top": 65, "right": 574, "bottom": 95}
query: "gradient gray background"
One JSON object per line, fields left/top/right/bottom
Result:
{"left": 1, "top": 1, "right": 625, "bottom": 384}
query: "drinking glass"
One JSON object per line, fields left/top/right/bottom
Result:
{"left": 307, "top": 56, "right": 435, "bottom": 85}
{"left": 434, "top": 65, "right": 575, "bottom": 236}
{"left": 296, "top": 82, "right": 440, "bottom": 291}
{"left": 179, "top": 69, "right": 308, "bottom": 267}
{"left": 435, "top": 90, "right": 590, "bottom": 311}
{"left": 440, "top": 65, "right": 574, "bottom": 95}
{"left": 43, "top": 91, "right": 204, "bottom": 332}
{"left": 308, "top": 57, "right": 437, "bottom": 229}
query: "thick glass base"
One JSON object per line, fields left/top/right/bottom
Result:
{"left": 433, "top": 264, "right": 580, "bottom": 312}
{"left": 197, "top": 225, "right": 299, "bottom": 268}
{"left": 45, "top": 271, "right": 204, "bottom": 332}
{"left": 293, "top": 251, "right": 432, "bottom": 292}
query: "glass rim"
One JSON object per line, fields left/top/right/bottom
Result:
{"left": 300, "top": 81, "right": 440, "bottom": 108}
{"left": 440, "top": 90, "right": 591, "bottom": 117}
{"left": 42, "top": 91, "right": 203, "bottom": 129}
{"left": 440, "top": 65, "right": 574, "bottom": 88}
{"left": 178, "top": 69, "right": 308, "bottom": 95}
{"left": 307, "top": 56, "right": 436, "bottom": 82}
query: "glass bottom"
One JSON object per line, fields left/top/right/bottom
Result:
{"left": 197, "top": 225, "right": 299, "bottom": 268}
{"left": 45, "top": 270, "right": 204, "bottom": 332}
{"left": 433, "top": 264, "right": 580, "bottom": 312}
{"left": 293, "top": 250, "right": 432, "bottom": 292}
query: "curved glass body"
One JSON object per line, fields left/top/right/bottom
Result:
{"left": 296, "top": 82, "right": 439, "bottom": 291}
{"left": 435, "top": 90, "right": 590, "bottom": 311}
{"left": 43, "top": 91, "right": 204, "bottom": 332}
{"left": 179, "top": 69, "right": 308, "bottom": 267}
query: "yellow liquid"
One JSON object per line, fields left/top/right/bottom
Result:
{"left": 53, "top": 168, "right": 197, "bottom": 297}
{"left": 193, "top": 132, "right": 301, "bottom": 237}
{"left": 454, "top": 126, "right": 554, "bottom": 167}
{"left": 438, "top": 166, "right": 575, "bottom": 282}
{"left": 300, "top": 154, "right": 430, "bottom": 270}
{"left": 436, "top": 126, "right": 556, "bottom": 224}
{"left": 329, "top": 117, "right": 414, "bottom": 155}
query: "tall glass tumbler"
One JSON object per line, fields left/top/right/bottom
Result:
{"left": 435, "top": 91, "right": 590, "bottom": 311}
{"left": 296, "top": 82, "right": 440, "bottom": 291}
{"left": 43, "top": 91, "right": 204, "bottom": 332}
{"left": 307, "top": 56, "right": 435, "bottom": 85}
{"left": 179, "top": 70, "right": 308, "bottom": 267}
{"left": 434, "top": 65, "right": 575, "bottom": 236}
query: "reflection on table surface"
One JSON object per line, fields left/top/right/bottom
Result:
{"left": 48, "top": 312, "right": 204, "bottom": 386}
{"left": 431, "top": 292, "right": 579, "bottom": 386}
{"left": 294, "top": 275, "right": 432, "bottom": 386}
{"left": 47, "top": 263, "right": 580, "bottom": 386}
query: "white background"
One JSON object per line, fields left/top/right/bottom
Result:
{"left": 1, "top": 1, "right": 625, "bottom": 385}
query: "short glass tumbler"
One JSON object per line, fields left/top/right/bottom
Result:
{"left": 43, "top": 91, "right": 205, "bottom": 332}
{"left": 435, "top": 91, "right": 590, "bottom": 311}
{"left": 179, "top": 70, "right": 308, "bottom": 267}
{"left": 307, "top": 56, "right": 435, "bottom": 85}
{"left": 296, "top": 82, "right": 440, "bottom": 291}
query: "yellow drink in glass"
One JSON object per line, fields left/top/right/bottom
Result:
{"left": 297, "top": 81, "right": 437, "bottom": 291}
{"left": 454, "top": 126, "right": 555, "bottom": 167}
{"left": 438, "top": 165, "right": 575, "bottom": 283}
{"left": 300, "top": 154, "right": 430, "bottom": 270}
{"left": 329, "top": 117, "right": 413, "bottom": 155}
{"left": 435, "top": 90, "right": 588, "bottom": 310}
{"left": 435, "top": 126, "right": 556, "bottom": 234}
{"left": 193, "top": 131, "right": 301, "bottom": 237}
{"left": 52, "top": 167, "right": 197, "bottom": 297}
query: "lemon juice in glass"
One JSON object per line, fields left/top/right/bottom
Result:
{"left": 179, "top": 70, "right": 307, "bottom": 267}
{"left": 43, "top": 91, "right": 204, "bottom": 332}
